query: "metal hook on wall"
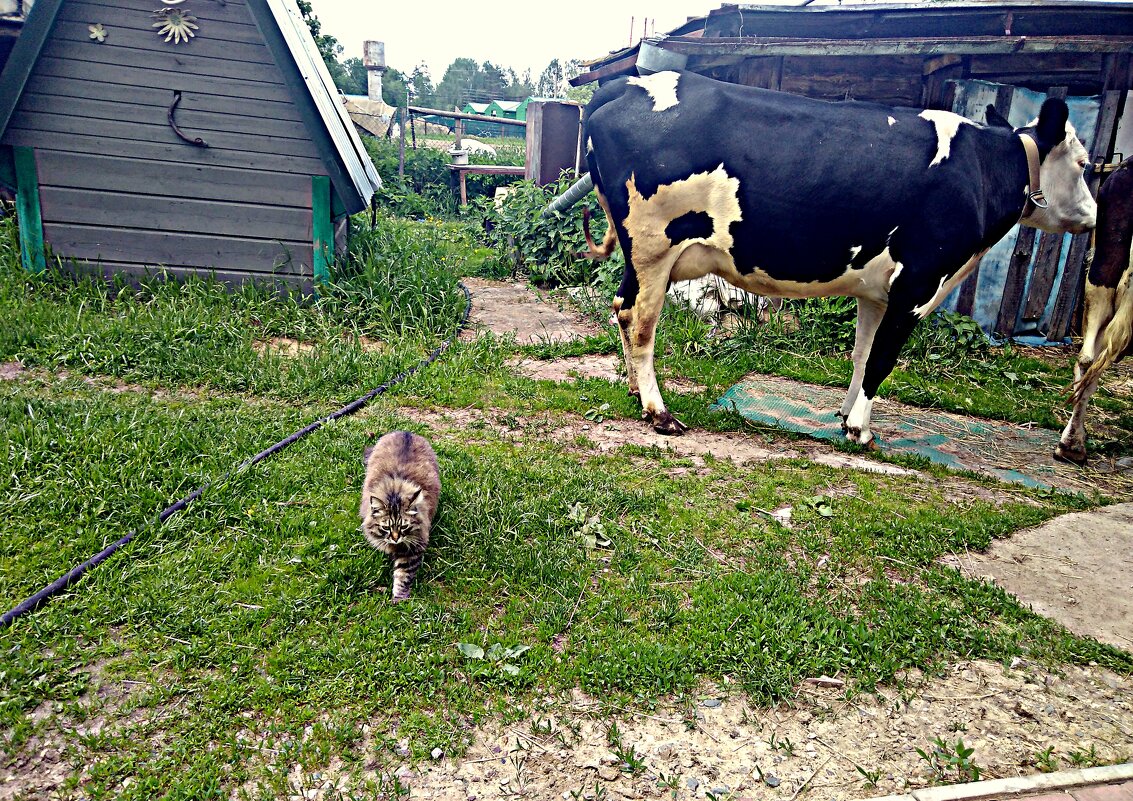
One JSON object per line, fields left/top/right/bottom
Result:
{"left": 168, "top": 90, "right": 209, "bottom": 147}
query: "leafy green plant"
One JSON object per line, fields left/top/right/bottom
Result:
{"left": 568, "top": 502, "right": 612, "bottom": 550}
{"left": 456, "top": 642, "right": 532, "bottom": 677}
{"left": 916, "top": 737, "right": 981, "bottom": 784}
{"left": 1067, "top": 744, "right": 1101, "bottom": 768}
{"left": 477, "top": 173, "right": 608, "bottom": 288}
{"left": 1034, "top": 745, "right": 1058, "bottom": 772}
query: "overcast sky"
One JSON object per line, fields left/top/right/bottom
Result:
{"left": 307, "top": 0, "right": 718, "bottom": 83}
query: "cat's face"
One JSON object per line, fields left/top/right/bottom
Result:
{"left": 364, "top": 488, "right": 425, "bottom": 549}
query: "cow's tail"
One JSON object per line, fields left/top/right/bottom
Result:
{"left": 581, "top": 199, "right": 619, "bottom": 261}
{"left": 1076, "top": 267, "right": 1133, "bottom": 400}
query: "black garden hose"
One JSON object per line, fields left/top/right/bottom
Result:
{"left": 0, "top": 282, "right": 472, "bottom": 628}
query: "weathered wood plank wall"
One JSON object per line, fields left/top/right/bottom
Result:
{"left": 0, "top": 0, "right": 327, "bottom": 284}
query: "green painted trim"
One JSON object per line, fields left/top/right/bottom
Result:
{"left": 0, "top": 0, "right": 65, "bottom": 138}
{"left": 13, "top": 147, "right": 46, "bottom": 274}
{"left": 312, "top": 175, "right": 332, "bottom": 287}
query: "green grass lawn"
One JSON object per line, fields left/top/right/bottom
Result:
{"left": 1, "top": 215, "right": 1130, "bottom": 799}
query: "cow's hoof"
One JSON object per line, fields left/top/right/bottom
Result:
{"left": 1053, "top": 443, "right": 1087, "bottom": 466}
{"left": 844, "top": 428, "right": 877, "bottom": 449}
{"left": 628, "top": 389, "right": 641, "bottom": 400}
{"left": 651, "top": 411, "right": 688, "bottom": 435}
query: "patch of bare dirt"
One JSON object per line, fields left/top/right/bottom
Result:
{"left": 946, "top": 502, "right": 1133, "bottom": 651}
{"left": 510, "top": 355, "right": 622, "bottom": 383}
{"left": 252, "top": 337, "right": 315, "bottom": 358}
{"left": 228, "top": 661, "right": 1133, "bottom": 801}
{"left": 392, "top": 404, "right": 921, "bottom": 479}
{"left": 460, "top": 278, "right": 601, "bottom": 345}
{"left": 0, "top": 361, "right": 25, "bottom": 381}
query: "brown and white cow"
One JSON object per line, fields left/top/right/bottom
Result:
{"left": 1056, "top": 156, "right": 1133, "bottom": 464}
{"left": 583, "top": 70, "right": 1096, "bottom": 445}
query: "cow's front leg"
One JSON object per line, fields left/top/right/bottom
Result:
{"left": 1056, "top": 282, "right": 1113, "bottom": 464}
{"left": 848, "top": 289, "right": 931, "bottom": 446}
{"left": 839, "top": 297, "right": 886, "bottom": 430}
{"left": 621, "top": 262, "right": 686, "bottom": 435}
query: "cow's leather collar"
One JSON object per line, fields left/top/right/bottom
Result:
{"left": 1019, "top": 133, "right": 1047, "bottom": 220}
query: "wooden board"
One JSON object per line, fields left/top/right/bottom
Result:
{"left": 23, "top": 74, "right": 305, "bottom": 125}
{"left": 39, "top": 186, "right": 313, "bottom": 241}
{"left": 16, "top": 92, "right": 315, "bottom": 143}
{"left": 67, "top": 260, "right": 314, "bottom": 295}
{"left": 6, "top": 110, "right": 321, "bottom": 160}
{"left": 995, "top": 226, "right": 1038, "bottom": 336}
{"left": 32, "top": 151, "right": 314, "bottom": 207}
{"left": 43, "top": 222, "right": 313, "bottom": 273}
{"left": 3, "top": 128, "right": 326, "bottom": 175}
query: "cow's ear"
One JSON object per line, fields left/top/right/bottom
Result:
{"left": 1035, "top": 97, "right": 1070, "bottom": 149}
{"left": 985, "top": 104, "right": 1012, "bottom": 129}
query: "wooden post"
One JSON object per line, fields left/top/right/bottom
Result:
{"left": 12, "top": 147, "right": 45, "bottom": 274}
{"left": 454, "top": 118, "right": 463, "bottom": 151}
{"left": 994, "top": 226, "right": 1038, "bottom": 337}
{"left": 311, "top": 176, "right": 332, "bottom": 289}
{"left": 398, "top": 107, "right": 406, "bottom": 177}
{"left": 459, "top": 170, "right": 467, "bottom": 206}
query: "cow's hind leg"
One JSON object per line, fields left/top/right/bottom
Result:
{"left": 617, "top": 256, "right": 686, "bottom": 435}
{"left": 1056, "top": 283, "right": 1113, "bottom": 464}
{"left": 1056, "top": 367, "right": 1101, "bottom": 465}
{"left": 840, "top": 297, "right": 886, "bottom": 429}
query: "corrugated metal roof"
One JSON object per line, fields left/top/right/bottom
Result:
{"left": 262, "top": 0, "right": 381, "bottom": 210}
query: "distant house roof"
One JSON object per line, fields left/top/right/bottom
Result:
{"left": 0, "top": 0, "right": 381, "bottom": 214}
{"left": 492, "top": 100, "right": 522, "bottom": 112}
{"left": 463, "top": 101, "right": 491, "bottom": 114}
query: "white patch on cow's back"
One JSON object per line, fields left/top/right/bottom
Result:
{"left": 849, "top": 245, "right": 862, "bottom": 261}
{"left": 627, "top": 71, "right": 681, "bottom": 113}
{"left": 587, "top": 136, "right": 593, "bottom": 153}
{"left": 919, "top": 109, "right": 973, "bottom": 167}
{"left": 887, "top": 116, "right": 897, "bottom": 126}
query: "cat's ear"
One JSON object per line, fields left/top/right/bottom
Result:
{"left": 363, "top": 445, "right": 374, "bottom": 464}
{"left": 406, "top": 489, "right": 422, "bottom": 513}
{"left": 369, "top": 495, "right": 383, "bottom": 514}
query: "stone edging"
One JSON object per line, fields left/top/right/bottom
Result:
{"left": 866, "top": 763, "right": 1133, "bottom": 801}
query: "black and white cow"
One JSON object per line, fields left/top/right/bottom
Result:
{"left": 1056, "top": 156, "right": 1133, "bottom": 464}
{"left": 583, "top": 70, "right": 1096, "bottom": 445}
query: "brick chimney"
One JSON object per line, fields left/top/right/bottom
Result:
{"left": 363, "top": 41, "right": 386, "bottom": 101}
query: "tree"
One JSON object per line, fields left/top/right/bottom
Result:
{"left": 435, "top": 57, "right": 479, "bottom": 110}
{"left": 297, "top": 0, "right": 352, "bottom": 94}
{"left": 537, "top": 59, "right": 565, "bottom": 98}
{"left": 341, "top": 57, "right": 367, "bottom": 96}
{"left": 383, "top": 67, "right": 408, "bottom": 108}
{"left": 408, "top": 64, "right": 435, "bottom": 108}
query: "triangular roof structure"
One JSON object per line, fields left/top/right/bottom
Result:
{"left": 0, "top": 0, "right": 380, "bottom": 214}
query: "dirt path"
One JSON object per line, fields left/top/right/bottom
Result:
{"left": 236, "top": 661, "right": 1133, "bottom": 801}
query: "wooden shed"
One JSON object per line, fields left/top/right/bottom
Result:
{"left": 572, "top": 2, "right": 1133, "bottom": 343}
{"left": 0, "top": 0, "right": 381, "bottom": 292}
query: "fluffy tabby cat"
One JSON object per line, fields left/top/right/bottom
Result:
{"left": 360, "top": 431, "right": 440, "bottom": 602}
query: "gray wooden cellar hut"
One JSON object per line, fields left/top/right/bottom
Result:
{"left": 573, "top": 2, "right": 1133, "bottom": 343}
{"left": 0, "top": 0, "right": 381, "bottom": 291}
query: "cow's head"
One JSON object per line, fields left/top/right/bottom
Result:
{"left": 990, "top": 98, "right": 1096, "bottom": 234}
